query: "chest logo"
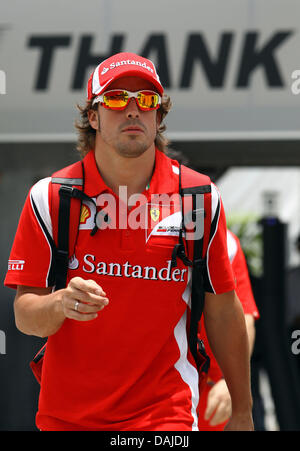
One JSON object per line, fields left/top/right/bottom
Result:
{"left": 68, "top": 254, "right": 79, "bottom": 270}
{"left": 80, "top": 205, "right": 91, "bottom": 224}
{"left": 150, "top": 207, "right": 160, "bottom": 222}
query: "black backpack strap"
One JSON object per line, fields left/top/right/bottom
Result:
{"left": 52, "top": 162, "right": 97, "bottom": 290}
{"left": 54, "top": 185, "right": 72, "bottom": 291}
{"left": 172, "top": 164, "right": 211, "bottom": 369}
{"left": 171, "top": 166, "right": 193, "bottom": 268}
{"left": 187, "top": 188, "right": 207, "bottom": 368}
{"left": 54, "top": 185, "right": 85, "bottom": 290}
{"left": 189, "top": 222, "right": 206, "bottom": 368}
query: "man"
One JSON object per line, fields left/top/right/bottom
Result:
{"left": 198, "top": 229, "right": 259, "bottom": 430}
{"left": 4, "top": 52, "right": 253, "bottom": 431}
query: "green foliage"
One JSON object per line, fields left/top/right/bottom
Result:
{"left": 227, "top": 213, "right": 263, "bottom": 277}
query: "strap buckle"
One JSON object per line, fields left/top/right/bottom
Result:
{"left": 59, "top": 185, "right": 75, "bottom": 198}
{"left": 171, "top": 243, "right": 193, "bottom": 268}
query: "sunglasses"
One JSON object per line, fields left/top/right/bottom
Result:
{"left": 92, "top": 89, "right": 161, "bottom": 111}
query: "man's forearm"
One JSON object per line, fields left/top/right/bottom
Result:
{"left": 245, "top": 314, "right": 256, "bottom": 356}
{"left": 204, "top": 291, "right": 253, "bottom": 417}
{"left": 14, "top": 278, "right": 109, "bottom": 338}
{"left": 14, "top": 286, "right": 65, "bottom": 338}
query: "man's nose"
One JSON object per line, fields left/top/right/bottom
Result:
{"left": 126, "top": 98, "right": 140, "bottom": 118}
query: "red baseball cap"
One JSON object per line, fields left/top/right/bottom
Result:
{"left": 87, "top": 52, "right": 163, "bottom": 100}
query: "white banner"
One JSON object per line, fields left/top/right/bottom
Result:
{"left": 0, "top": 0, "right": 299, "bottom": 141}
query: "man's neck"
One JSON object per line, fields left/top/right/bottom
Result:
{"left": 94, "top": 144, "right": 156, "bottom": 200}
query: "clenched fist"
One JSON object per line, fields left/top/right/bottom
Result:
{"left": 61, "top": 277, "right": 109, "bottom": 321}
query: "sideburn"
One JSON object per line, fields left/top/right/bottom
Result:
{"left": 97, "top": 111, "right": 101, "bottom": 132}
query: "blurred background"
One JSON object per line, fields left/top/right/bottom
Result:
{"left": 1, "top": 0, "right": 300, "bottom": 430}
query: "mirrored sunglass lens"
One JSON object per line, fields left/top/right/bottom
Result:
{"left": 138, "top": 92, "right": 159, "bottom": 109}
{"left": 103, "top": 91, "right": 128, "bottom": 108}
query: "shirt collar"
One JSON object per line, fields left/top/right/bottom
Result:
{"left": 82, "top": 150, "right": 109, "bottom": 198}
{"left": 147, "top": 148, "right": 179, "bottom": 195}
{"left": 82, "top": 148, "right": 179, "bottom": 198}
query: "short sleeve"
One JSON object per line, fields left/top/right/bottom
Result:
{"left": 204, "top": 184, "right": 235, "bottom": 294}
{"left": 228, "top": 231, "right": 259, "bottom": 318}
{"left": 4, "top": 178, "right": 56, "bottom": 290}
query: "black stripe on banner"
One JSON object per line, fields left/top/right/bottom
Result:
{"left": 31, "top": 196, "right": 57, "bottom": 287}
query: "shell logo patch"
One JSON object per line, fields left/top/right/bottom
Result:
{"left": 80, "top": 205, "right": 91, "bottom": 224}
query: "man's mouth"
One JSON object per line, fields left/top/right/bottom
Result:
{"left": 122, "top": 126, "right": 144, "bottom": 134}
{"left": 121, "top": 121, "right": 146, "bottom": 134}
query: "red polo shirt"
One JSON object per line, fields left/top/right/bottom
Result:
{"left": 5, "top": 149, "right": 235, "bottom": 431}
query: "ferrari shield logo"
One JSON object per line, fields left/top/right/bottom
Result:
{"left": 150, "top": 207, "right": 160, "bottom": 222}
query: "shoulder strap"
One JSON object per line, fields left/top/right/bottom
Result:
{"left": 180, "top": 164, "right": 212, "bottom": 261}
{"left": 172, "top": 164, "right": 212, "bottom": 368}
{"left": 30, "top": 160, "right": 92, "bottom": 370}
{"left": 50, "top": 160, "right": 91, "bottom": 290}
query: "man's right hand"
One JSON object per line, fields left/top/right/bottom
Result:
{"left": 61, "top": 277, "right": 109, "bottom": 321}
{"left": 15, "top": 277, "right": 109, "bottom": 337}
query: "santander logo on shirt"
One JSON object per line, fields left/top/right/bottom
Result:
{"left": 68, "top": 254, "right": 188, "bottom": 283}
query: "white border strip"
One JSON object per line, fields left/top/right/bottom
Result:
{"left": 1, "top": 130, "right": 300, "bottom": 143}
{"left": 168, "top": 130, "right": 300, "bottom": 141}
{"left": 29, "top": 179, "right": 53, "bottom": 287}
{"left": 0, "top": 133, "right": 77, "bottom": 143}
{"left": 206, "top": 184, "right": 221, "bottom": 295}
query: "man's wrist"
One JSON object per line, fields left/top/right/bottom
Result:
{"left": 45, "top": 290, "right": 66, "bottom": 335}
{"left": 231, "top": 402, "right": 253, "bottom": 418}
{"left": 52, "top": 290, "right": 65, "bottom": 316}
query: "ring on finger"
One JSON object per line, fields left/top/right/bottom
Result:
{"left": 74, "top": 301, "right": 80, "bottom": 312}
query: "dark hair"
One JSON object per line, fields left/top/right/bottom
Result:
{"left": 74, "top": 93, "right": 172, "bottom": 158}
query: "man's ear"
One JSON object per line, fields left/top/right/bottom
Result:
{"left": 88, "top": 108, "right": 100, "bottom": 131}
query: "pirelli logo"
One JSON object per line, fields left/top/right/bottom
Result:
{"left": 8, "top": 260, "right": 25, "bottom": 271}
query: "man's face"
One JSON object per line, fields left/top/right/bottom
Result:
{"left": 89, "top": 76, "right": 161, "bottom": 158}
